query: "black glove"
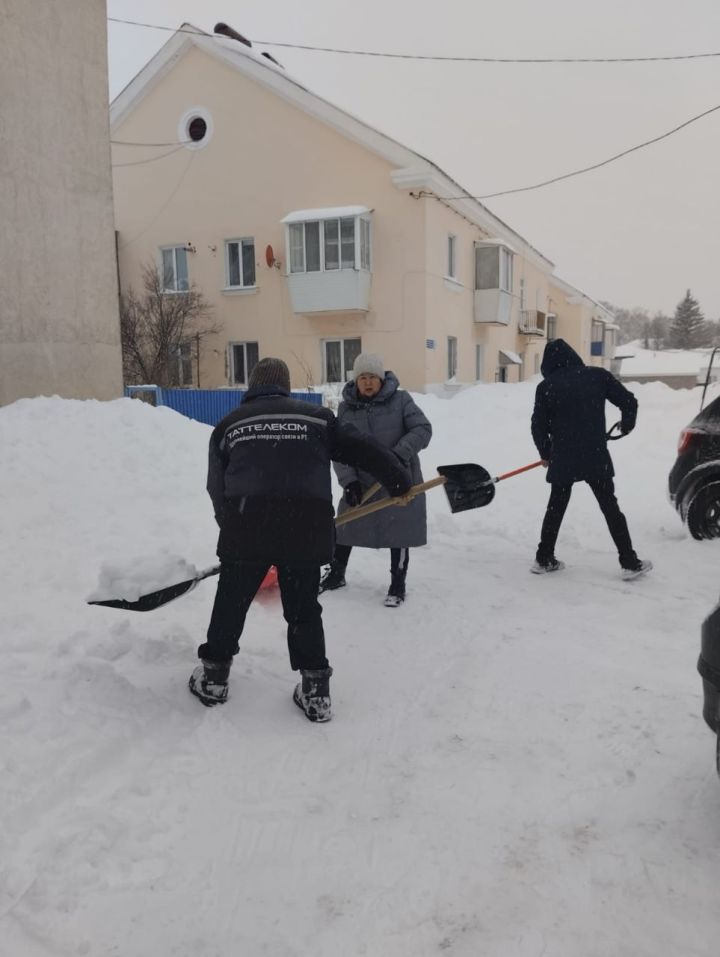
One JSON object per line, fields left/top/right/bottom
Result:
{"left": 389, "top": 470, "right": 412, "bottom": 497}
{"left": 344, "top": 481, "right": 363, "bottom": 507}
{"left": 620, "top": 421, "right": 634, "bottom": 436}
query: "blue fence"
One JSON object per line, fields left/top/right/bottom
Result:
{"left": 124, "top": 386, "right": 323, "bottom": 426}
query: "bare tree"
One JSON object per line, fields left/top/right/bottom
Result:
{"left": 120, "top": 263, "right": 220, "bottom": 387}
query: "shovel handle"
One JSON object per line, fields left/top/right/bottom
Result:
{"left": 334, "top": 477, "right": 445, "bottom": 527}
{"left": 493, "top": 460, "right": 545, "bottom": 483}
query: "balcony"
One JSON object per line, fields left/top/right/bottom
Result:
{"left": 519, "top": 310, "right": 547, "bottom": 336}
{"left": 286, "top": 269, "right": 371, "bottom": 315}
{"left": 474, "top": 289, "right": 513, "bottom": 325}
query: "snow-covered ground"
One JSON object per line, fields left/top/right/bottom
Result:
{"left": 1, "top": 380, "right": 719, "bottom": 957}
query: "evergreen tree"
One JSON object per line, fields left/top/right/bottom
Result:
{"left": 669, "top": 290, "right": 709, "bottom": 349}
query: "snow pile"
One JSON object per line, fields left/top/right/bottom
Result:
{"left": 1, "top": 384, "right": 719, "bottom": 956}
{"left": 618, "top": 342, "right": 716, "bottom": 377}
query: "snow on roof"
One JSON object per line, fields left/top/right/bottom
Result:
{"left": 281, "top": 206, "right": 371, "bottom": 224}
{"left": 618, "top": 344, "right": 716, "bottom": 377}
{"left": 499, "top": 349, "right": 523, "bottom": 365}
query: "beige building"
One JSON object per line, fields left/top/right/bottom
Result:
{"left": 548, "top": 277, "right": 618, "bottom": 371}
{"left": 0, "top": 0, "right": 123, "bottom": 405}
{"left": 111, "top": 23, "right": 614, "bottom": 394}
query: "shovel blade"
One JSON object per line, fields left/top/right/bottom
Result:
{"left": 88, "top": 576, "right": 200, "bottom": 612}
{"left": 437, "top": 463, "right": 495, "bottom": 512}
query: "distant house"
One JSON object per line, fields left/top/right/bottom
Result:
{"left": 0, "top": 0, "right": 122, "bottom": 405}
{"left": 617, "top": 345, "right": 717, "bottom": 390}
{"left": 111, "top": 22, "right": 615, "bottom": 393}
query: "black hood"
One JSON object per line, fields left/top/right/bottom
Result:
{"left": 540, "top": 339, "right": 584, "bottom": 377}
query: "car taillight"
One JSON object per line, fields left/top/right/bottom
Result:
{"left": 678, "top": 429, "right": 700, "bottom": 454}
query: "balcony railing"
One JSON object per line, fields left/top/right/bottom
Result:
{"left": 519, "top": 310, "right": 547, "bottom": 335}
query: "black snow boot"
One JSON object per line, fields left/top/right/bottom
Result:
{"left": 293, "top": 667, "right": 333, "bottom": 722}
{"left": 189, "top": 659, "right": 232, "bottom": 707}
{"left": 384, "top": 572, "right": 407, "bottom": 608}
{"left": 319, "top": 562, "right": 346, "bottom": 594}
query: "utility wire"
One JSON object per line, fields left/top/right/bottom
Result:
{"left": 107, "top": 17, "right": 720, "bottom": 64}
{"left": 112, "top": 144, "right": 186, "bottom": 168}
{"left": 424, "top": 102, "right": 720, "bottom": 201}
{"left": 112, "top": 139, "right": 191, "bottom": 147}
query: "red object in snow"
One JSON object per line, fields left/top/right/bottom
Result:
{"left": 260, "top": 566, "right": 278, "bottom": 589}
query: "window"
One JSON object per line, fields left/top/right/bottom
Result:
{"left": 475, "top": 243, "right": 514, "bottom": 293}
{"left": 359, "top": 218, "right": 371, "bottom": 270}
{"left": 178, "top": 107, "right": 214, "bottom": 151}
{"left": 499, "top": 247, "right": 513, "bottom": 293}
{"left": 447, "top": 234, "right": 457, "bottom": 279}
{"left": 519, "top": 278, "right": 526, "bottom": 310}
{"left": 547, "top": 313, "right": 557, "bottom": 341}
{"left": 161, "top": 246, "right": 189, "bottom": 292}
{"left": 187, "top": 117, "right": 207, "bottom": 143}
{"left": 323, "top": 338, "right": 361, "bottom": 383}
{"left": 447, "top": 336, "right": 458, "bottom": 380}
{"left": 177, "top": 342, "right": 194, "bottom": 386}
{"left": 591, "top": 321, "right": 605, "bottom": 357}
{"left": 288, "top": 216, "right": 370, "bottom": 273}
{"left": 225, "top": 239, "right": 256, "bottom": 288}
{"left": 475, "top": 343, "right": 485, "bottom": 382}
{"left": 229, "top": 341, "right": 260, "bottom": 385}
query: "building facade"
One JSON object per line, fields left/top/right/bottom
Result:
{"left": 111, "top": 24, "right": 614, "bottom": 394}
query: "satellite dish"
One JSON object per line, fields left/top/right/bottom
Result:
{"left": 265, "top": 244, "right": 276, "bottom": 268}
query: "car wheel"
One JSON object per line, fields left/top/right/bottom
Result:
{"left": 686, "top": 481, "right": 720, "bottom": 540}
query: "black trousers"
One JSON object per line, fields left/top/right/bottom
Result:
{"left": 198, "top": 562, "right": 329, "bottom": 671}
{"left": 537, "top": 478, "right": 638, "bottom": 568}
{"left": 333, "top": 544, "right": 410, "bottom": 578}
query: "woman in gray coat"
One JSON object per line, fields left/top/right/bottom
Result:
{"left": 320, "top": 353, "right": 432, "bottom": 606}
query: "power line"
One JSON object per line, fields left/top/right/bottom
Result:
{"left": 421, "top": 102, "right": 720, "bottom": 201}
{"left": 112, "top": 139, "right": 191, "bottom": 147}
{"left": 253, "top": 40, "right": 720, "bottom": 64}
{"left": 119, "top": 152, "right": 197, "bottom": 249}
{"left": 112, "top": 144, "right": 187, "bottom": 168}
{"left": 107, "top": 17, "right": 720, "bottom": 64}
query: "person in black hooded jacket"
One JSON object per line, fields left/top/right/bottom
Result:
{"left": 530, "top": 339, "right": 652, "bottom": 579}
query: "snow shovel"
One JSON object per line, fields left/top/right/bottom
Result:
{"left": 87, "top": 564, "right": 278, "bottom": 613}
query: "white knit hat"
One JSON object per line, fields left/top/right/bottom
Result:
{"left": 352, "top": 352, "right": 385, "bottom": 380}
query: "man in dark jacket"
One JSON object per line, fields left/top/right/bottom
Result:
{"left": 189, "top": 357, "right": 412, "bottom": 720}
{"left": 530, "top": 339, "right": 652, "bottom": 580}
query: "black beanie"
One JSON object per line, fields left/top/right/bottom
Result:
{"left": 248, "top": 357, "right": 291, "bottom": 392}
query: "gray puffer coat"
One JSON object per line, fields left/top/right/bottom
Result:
{"left": 334, "top": 372, "right": 432, "bottom": 548}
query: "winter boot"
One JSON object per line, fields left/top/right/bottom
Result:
{"left": 530, "top": 557, "right": 566, "bottom": 575}
{"left": 319, "top": 562, "right": 346, "bottom": 594}
{"left": 620, "top": 559, "right": 653, "bottom": 581}
{"left": 293, "top": 667, "right": 333, "bottom": 722}
{"left": 189, "top": 659, "right": 232, "bottom": 707}
{"left": 384, "top": 571, "right": 407, "bottom": 607}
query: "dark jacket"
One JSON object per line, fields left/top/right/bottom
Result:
{"left": 531, "top": 339, "right": 637, "bottom": 486}
{"left": 207, "top": 386, "right": 410, "bottom": 564}
{"left": 334, "top": 373, "right": 432, "bottom": 548}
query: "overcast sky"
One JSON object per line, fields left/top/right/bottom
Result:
{"left": 108, "top": 0, "right": 720, "bottom": 318}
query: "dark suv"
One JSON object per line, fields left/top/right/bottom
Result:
{"left": 700, "top": 605, "right": 720, "bottom": 776}
{"left": 668, "top": 395, "right": 720, "bottom": 539}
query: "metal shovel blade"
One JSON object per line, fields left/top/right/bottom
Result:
{"left": 437, "top": 463, "right": 495, "bottom": 512}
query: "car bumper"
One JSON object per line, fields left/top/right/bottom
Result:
{"left": 700, "top": 603, "right": 720, "bottom": 732}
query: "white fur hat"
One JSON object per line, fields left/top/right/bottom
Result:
{"left": 351, "top": 352, "right": 385, "bottom": 380}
